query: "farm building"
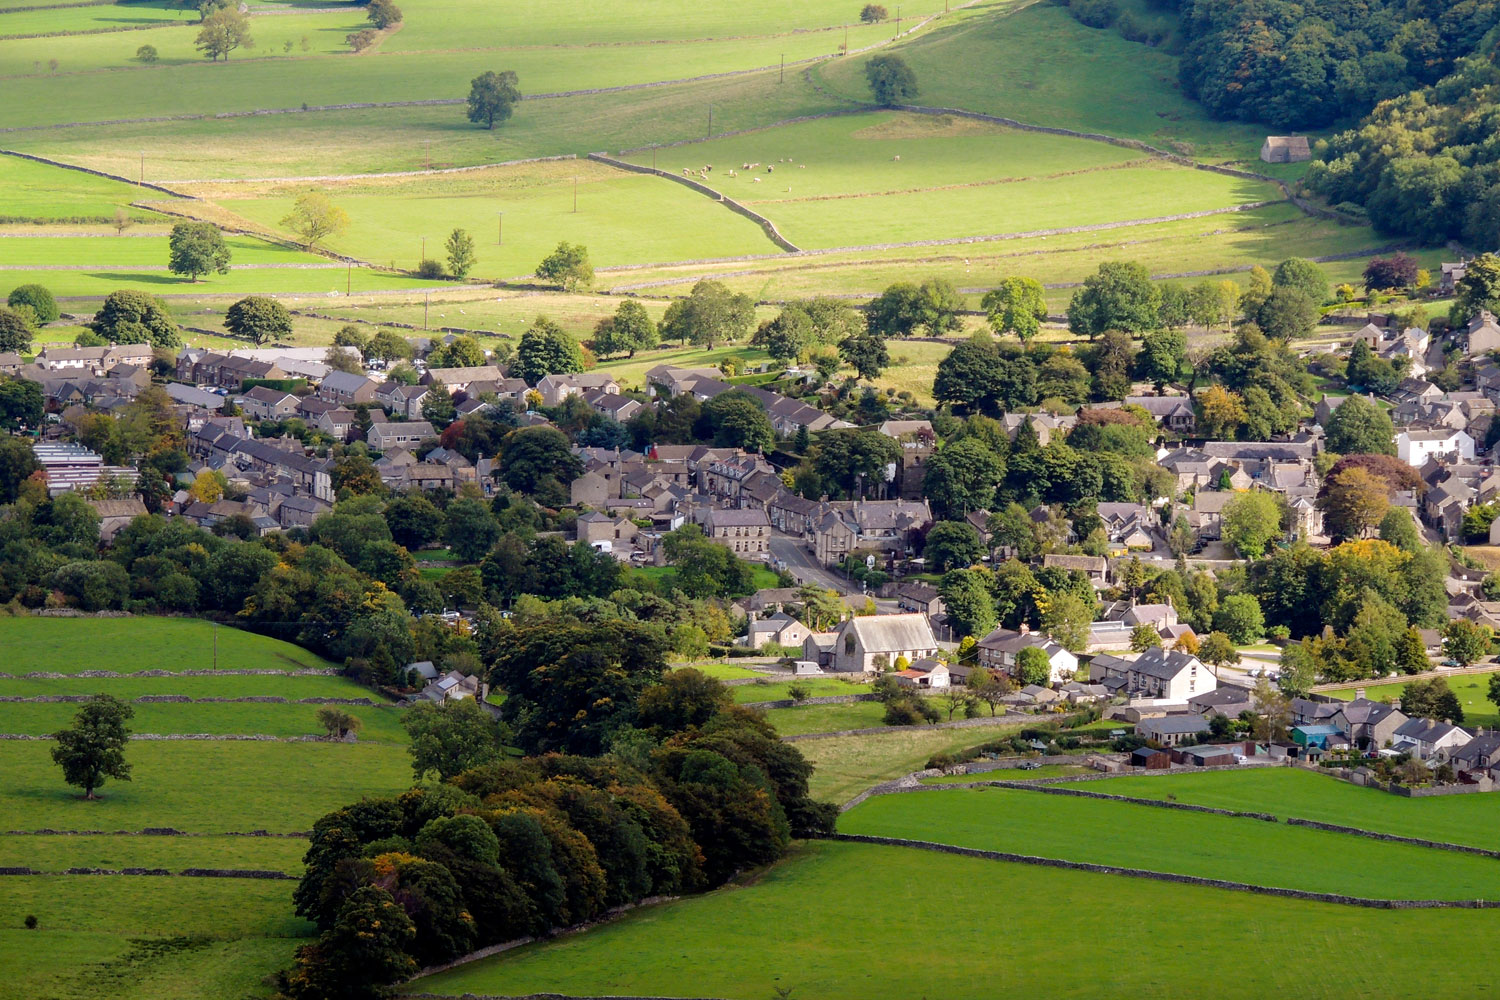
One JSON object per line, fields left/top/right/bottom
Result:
{"left": 1260, "top": 136, "right": 1311, "bottom": 162}
{"left": 1131, "top": 746, "right": 1171, "bottom": 769}
{"left": 1137, "top": 713, "right": 1210, "bottom": 747}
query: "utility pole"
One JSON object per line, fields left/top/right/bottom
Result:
{"left": 346, "top": 261, "right": 351, "bottom": 295}
{"left": 844, "top": 23, "right": 848, "bottom": 53}
{"left": 212, "top": 622, "right": 218, "bottom": 670}
{"left": 497, "top": 211, "right": 503, "bottom": 245}
{"left": 896, "top": 5, "right": 901, "bottom": 36}
{"left": 421, "top": 235, "right": 426, "bottom": 262}
{"left": 424, "top": 139, "right": 430, "bottom": 170}
{"left": 780, "top": 53, "right": 784, "bottom": 83}
{"left": 424, "top": 291, "right": 429, "bottom": 330}
{"left": 138, "top": 151, "right": 143, "bottom": 187}
{"left": 573, "top": 176, "right": 578, "bottom": 213}
{"left": 707, "top": 103, "right": 713, "bottom": 138}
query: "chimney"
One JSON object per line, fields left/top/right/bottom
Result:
{"left": 1356, "top": 688, "right": 1366, "bottom": 700}
{"left": 1019, "top": 623, "right": 1031, "bottom": 635}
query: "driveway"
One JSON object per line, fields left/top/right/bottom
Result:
{"left": 768, "top": 533, "right": 856, "bottom": 595}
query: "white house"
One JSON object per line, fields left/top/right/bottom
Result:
{"left": 896, "top": 662, "right": 950, "bottom": 689}
{"left": 1392, "top": 717, "right": 1471, "bottom": 760}
{"left": 829, "top": 613, "right": 939, "bottom": 673}
{"left": 974, "top": 626, "right": 1078, "bottom": 684}
{"left": 1090, "top": 647, "right": 1216, "bottom": 701}
{"left": 1397, "top": 428, "right": 1475, "bottom": 467}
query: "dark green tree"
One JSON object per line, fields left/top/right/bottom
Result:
{"left": 865, "top": 53, "right": 917, "bottom": 105}
{"left": 50, "top": 694, "right": 133, "bottom": 800}
{"left": 401, "top": 699, "right": 507, "bottom": 781}
{"left": 224, "top": 295, "right": 291, "bottom": 345}
{"left": 534, "top": 241, "right": 593, "bottom": 290}
{"left": 466, "top": 69, "right": 521, "bottom": 129}
{"left": 167, "top": 222, "right": 231, "bottom": 281}
{"left": 8, "top": 284, "right": 59, "bottom": 324}
{"left": 1067, "top": 261, "right": 1161, "bottom": 338}
{"left": 512, "top": 316, "right": 585, "bottom": 384}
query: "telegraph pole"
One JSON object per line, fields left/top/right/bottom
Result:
{"left": 780, "top": 53, "right": 784, "bottom": 83}
{"left": 707, "top": 103, "right": 713, "bottom": 137}
{"left": 497, "top": 211, "right": 503, "bottom": 245}
{"left": 573, "top": 176, "right": 578, "bottom": 213}
{"left": 138, "top": 151, "right": 143, "bottom": 187}
{"left": 346, "top": 261, "right": 351, "bottom": 295}
{"left": 896, "top": 5, "right": 901, "bottom": 36}
{"left": 212, "top": 622, "right": 218, "bottom": 670}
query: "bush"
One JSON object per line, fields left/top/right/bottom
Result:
{"left": 346, "top": 28, "right": 378, "bottom": 52}
{"left": 24, "top": 915, "right": 37, "bottom": 929}
{"left": 415, "top": 258, "right": 447, "bottom": 280}
{"left": 135, "top": 44, "right": 158, "bottom": 63}
{"left": 1070, "top": 0, "right": 1118, "bottom": 27}
{"left": 883, "top": 697, "right": 938, "bottom": 726}
{"left": 927, "top": 752, "right": 956, "bottom": 770}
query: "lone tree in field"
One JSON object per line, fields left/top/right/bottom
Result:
{"left": 365, "top": 0, "right": 402, "bottom": 28}
{"left": 535, "top": 241, "right": 593, "bottom": 291}
{"left": 8, "top": 284, "right": 59, "bottom": 325}
{"left": 136, "top": 44, "right": 158, "bottom": 63}
{"left": 196, "top": 7, "right": 252, "bottom": 61}
{"left": 466, "top": 69, "right": 521, "bottom": 130}
{"left": 444, "top": 228, "right": 477, "bottom": 278}
{"left": 981, "top": 276, "right": 1047, "bottom": 343}
{"left": 860, "top": 3, "right": 888, "bottom": 21}
{"left": 51, "top": 695, "right": 133, "bottom": 800}
{"left": 167, "top": 221, "right": 231, "bottom": 281}
{"left": 316, "top": 706, "right": 362, "bottom": 739}
{"left": 225, "top": 295, "right": 293, "bottom": 345}
{"left": 280, "top": 192, "right": 349, "bottom": 249}
{"left": 865, "top": 54, "right": 917, "bottom": 106}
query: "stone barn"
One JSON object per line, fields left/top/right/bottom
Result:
{"left": 1260, "top": 136, "right": 1311, "bottom": 163}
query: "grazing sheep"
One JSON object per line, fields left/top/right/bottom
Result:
{"left": 893, "top": 155, "right": 901, "bottom": 161}
{"left": 683, "top": 168, "right": 691, "bottom": 176}
{"left": 742, "top": 162, "right": 750, "bottom": 169}
{"left": 798, "top": 164, "right": 806, "bottom": 169}
{"left": 752, "top": 177, "right": 761, "bottom": 183}
{"left": 767, "top": 165, "right": 774, "bottom": 173}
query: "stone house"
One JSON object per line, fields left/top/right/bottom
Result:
{"left": 828, "top": 613, "right": 939, "bottom": 673}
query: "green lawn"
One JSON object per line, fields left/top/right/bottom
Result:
{"left": 0, "top": 876, "right": 310, "bottom": 1000}
{"left": 840, "top": 786, "right": 1500, "bottom": 900}
{"left": 921, "top": 763, "right": 1095, "bottom": 782}
{"left": 0, "top": 617, "right": 338, "bottom": 675}
{"left": 1054, "top": 767, "right": 1500, "bottom": 850}
{"left": 670, "top": 661, "right": 766, "bottom": 680}
{"left": 731, "top": 676, "right": 867, "bottom": 703}
{"left": 0, "top": 0, "right": 200, "bottom": 38}
{"left": 0, "top": 739, "right": 411, "bottom": 832}
{"left": 765, "top": 700, "right": 889, "bottom": 736}
{"left": 0, "top": 673, "right": 382, "bottom": 698}
{"left": 0, "top": 701, "right": 408, "bottom": 741}
{"left": 1323, "top": 671, "right": 1500, "bottom": 730}
{"left": 0, "top": 233, "right": 330, "bottom": 267}
{"left": 410, "top": 839, "right": 1500, "bottom": 1000}
{"left": 0, "top": 265, "right": 442, "bottom": 298}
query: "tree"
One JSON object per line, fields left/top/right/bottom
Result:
{"left": 1395, "top": 625, "right": 1428, "bottom": 674}
{"left": 50, "top": 695, "right": 132, "bottom": 800}
{"left": 136, "top": 43, "right": 158, "bottom": 62}
{"left": 1137, "top": 328, "right": 1186, "bottom": 392}
{"left": 1454, "top": 253, "right": 1500, "bottom": 324}
{"left": 658, "top": 280, "right": 754, "bottom": 348}
{"left": 1255, "top": 286, "right": 1320, "bottom": 340}
{"left": 661, "top": 523, "right": 753, "bottom": 599}
{"left": 444, "top": 496, "right": 501, "bottom": 562}
{"left": 534, "top": 241, "right": 593, "bottom": 291}
{"left": 1488, "top": 672, "right": 1500, "bottom": 713}
{"left": 466, "top": 69, "right": 521, "bottom": 129}
{"left": 1364, "top": 253, "right": 1420, "bottom": 291}
{"left": 1324, "top": 394, "right": 1395, "bottom": 456}
{"left": 967, "top": 667, "right": 1012, "bottom": 716}
{"left": 1271, "top": 257, "right": 1328, "bottom": 305}
{"left": 1198, "top": 631, "right": 1240, "bottom": 667}
{"left": 922, "top": 437, "right": 1004, "bottom": 520}
{"left": 981, "top": 277, "right": 1047, "bottom": 343}
{"left": 860, "top": 3, "right": 888, "bottom": 21}
{"left": 812, "top": 428, "right": 900, "bottom": 497}
{"left": 368, "top": 328, "right": 413, "bottom": 365}
{"left": 316, "top": 706, "right": 361, "bottom": 739}
{"left": 838, "top": 329, "right": 889, "bottom": 380}
{"left": 280, "top": 886, "right": 417, "bottom": 1000}
{"left": 938, "top": 569, "right": 997, "bottom": 638}
{"left": 924, "top": 521, "right": 984, "bottom": 572}
{"left": 167, "top": 222, "right": 231, "bottom": 282}
{"left": 324, "top": 346, "right": 363, "bottom": 374}
{"left": 0, "top": 307, "right": 32, "bottom": 354}
{"left": 330, "top": 453, "right": 383, "bottom": 498}
{"left": 400, "top": 699, "right": 507, "bottom": 780}
{"left": 1067, "top": 261, "right": 1161, "bottom": 338}
{"left": 865, "top": 54, "right": 917, "bottom": 106}
{"left": 1040, "top": 592, "right": 1092, "bottom": 653}
{"left": 1130, "top": 623, "right": 1163, "bottom": 651}
{"left": 90, "top": 289, "right": 180, "bottom": 349}
{"left": 1015, "top": 645, "right": 1052, "bottom": 686}
{"left": 1319, "top": 466, "right": 1392, "bottom": 542}
{"left": 701, "top": 390, "right": 774, "bottom": 452}
{"left": 345, "top": 27, "right": 378, "bottom": 51}
{"left": 425, "top": 334, "right": 485, "bottom": 370}
{"left": 224, "top": 295, "right": 291, "bottom": 345}
{"left": 280, "top": 192, "right": 349, "bottom": 249}
{"left": 497, "top": 426, "right": 582, "bottom": 503}
{"left": 195, "top": 7, "right": 252, "bottom": 60}
{"left": 444, "top": 228, "right": 477, "bottom": 278}
{"left": 8, "top": 284, "right": 58, "bottom": 324}
{"left": 1220, "top": 490, "right": 1281, "bottom": 558}
{"left": 0, "top": 376, "right": 43, "bottom": 430}
{"left": 1401, "top": 677, "right": 1463, "bottom": 722}
{"left": 866, "top": 279, "right": 963, "bottom": 338}
{"left": 1212, "top": 593, "right": 1264, "bottom": 644}
{"left": 512, "top": 316, "right": 585, "bottom": 384}
{"left": 366, "top": 0, "right": 401, "bottom": 27}
{"left": 421, "top": 381, "right": 457, "bottom": 428}
{"left": 1442, "top": 619, "right": 1492, "bottom": 666}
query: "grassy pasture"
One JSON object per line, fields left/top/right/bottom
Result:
{"left": 1323, "top": 671, "right": 1500, "bottom": 730}
{"left": 730, "top": 676, "right": 866, "bottom": 703}
{"left": 797, "top": 722, "right": 1029, "bottom": 803}
{"left": 0, "top": 233, "right": 328, "bottom": 266}
{"left": 0, "top": 265, "right": 441, "bottom": 298}
{"left": 0, "top": 0, "right": 199, "bottom": 38}
{"left": 840, "top": 786, "right": 1500, "bottom": 899}
{"left": 0, "top": 153, "right": 168, "bottom": 221}
{"left": 0, "top": 834, "right": 307, "bottom": 872}
{"left": 0, "top": 701, "right": 408, "bottom": 741}
{"left": 816, "top": 0, "right": 1268, "bottom": 159}
{"left": 0, "top": 876, "right": 309, "bottom": 1000}
{"left": 625, "top": 112, "right": 1279, "bottom": 249}
{"left": 411, "top": 838, "right": 1500, "bottom": 1000}
{"left": 0, "top": 21, "right": 893, "bottom": 128}
{"left": 1054, "top": 767, "right": 1500, "bottom": 850}
{"left": 0, "top": 673, "right": 379, "bottom": 698}
{"left": 764, "top": 700, "right": 891, "bottom": 736}
{"left": 183, "top": 159, "right": 778, "bottom": 273}
{"left": 921, "top": 763, "right": 1095, "bottom": 782}
{"left": 669, "top": 662, "right": 767, "bottom": 680}
{"left": 0, "top": 739, "right": 411, "bottom": 832}
{"left": 0, "top": 617, "right": 337, "bottom": 674}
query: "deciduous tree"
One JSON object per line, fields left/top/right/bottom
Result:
{"left": 865, "top": 53, "right": 917, "bottom": 105}
{"left": 224, "top": 295, "right": 291, "bottom": 345}
{"left": 400, "top": 699, "right": 507, "bottom": 780}
{"left": 981, "top": 277, "right": 1047, "bottom": 343}
{"left": 280, "top": 192, "right": 349, "bottom": 249}
{"left": 195, "top": 7, "right": 252, "bottom": 59}
{"left": 444, "top": 228, "right": 477, "bottom": 278}
{"left": 467, "top": 69, "right": 521, "bottom": 129}
{"left": 50, "top": 695, "right": 132, "bottom": 800}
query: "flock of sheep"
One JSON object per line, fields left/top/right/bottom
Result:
{"left": 679, "top": 157, "right": 808, "bottom": 189}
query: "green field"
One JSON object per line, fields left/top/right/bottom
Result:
{"left": 0, "top": 233, "right": 330, "bottom": 266}
{"left": 1055, "top": 767, "right": 1500, "bottom": 850}
{"left": 669, "top": 661, "right": 767, "bottom": 680}
{"left": 0, "top": 701, "right": 408, "bottom": 741}
{"left": 797, "top": 722, "right": 1029, "bottom": 803}
{"left": 0, "top": 876, "right": 310, "bottom": 1000}
{"left": 840, "top": 786, "right": 1500, "bottom": 900}
{"left": 1324, "top": 671, "right": 1500, "bottom": 729}
{"left": 0, "top": 617, "right": 337, "bottom": 674}
{"left": 0, "top": 153, "right": 170, "bottom": 221}
{"left": 765, "top": 700, "right": 890, "bottom": 735}
{"left": 731, "top": 676, "right": 866, "bottom": 703}
{"left": 921, "top": 763, "right": 1095, "bottom": 782}
{"left": 0, "top": 834, "right": 307, "bottom": 872}
{"left": 410, "top": 839, "right": 1500, "bottom": 1000}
